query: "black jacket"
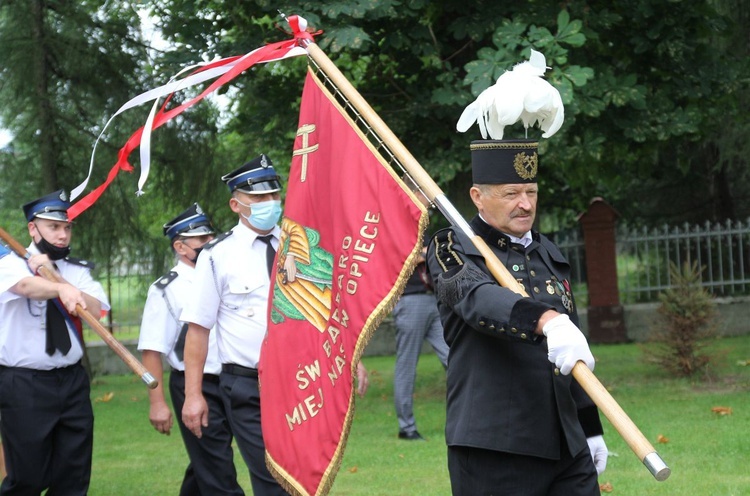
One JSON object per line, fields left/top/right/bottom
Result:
{"left": 427, "top": 216, "right": 602, "bottom": 460}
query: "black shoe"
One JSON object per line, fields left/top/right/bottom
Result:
{"left": 398, "top": 430, "right": 425, "bottom": 441}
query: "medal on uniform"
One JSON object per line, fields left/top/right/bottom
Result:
{"left": 562, "top": 294, "right": 574, "bottom": 313}
{"left": 562, "top": 278, "right": 574, "bottom": 312}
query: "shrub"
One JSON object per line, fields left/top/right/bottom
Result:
{"left": 641, "top": 260, "right": 719, "bottom": 377}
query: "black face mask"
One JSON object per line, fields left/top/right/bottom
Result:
{"left": 35, "top": 237, "right": 71, "bottom": 261}
{"left": 188, "top": 246, "right": 204, "bottom": 264}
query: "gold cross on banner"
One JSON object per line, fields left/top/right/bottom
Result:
{"left": 293, "top": 124, "right": 319, "bottom": 182}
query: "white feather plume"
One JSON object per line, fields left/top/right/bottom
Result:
{"left": 456, "top": 49, "right": 564, "bottom": 140}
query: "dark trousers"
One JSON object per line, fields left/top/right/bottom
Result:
{"left": 219, "top": 371, "right": 288, "bottom": 496}
{"left": 169, "top": 371, "right": 244, "bottom": 496}
{"left": 448, "top": 443, "right": 600, "bottom": 496}
{"left": 0, "top": 363, "right": 93, "bottom": 496}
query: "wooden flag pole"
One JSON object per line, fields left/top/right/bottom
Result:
{"left": 0, "top": 226, "right": 158, "bottom": 389}
{"left": 300, "top": 38, "right": 670, "bottom": 481}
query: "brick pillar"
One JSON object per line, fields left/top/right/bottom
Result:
{"left": 578, "top": 197, "right": 628, "bottom": 343}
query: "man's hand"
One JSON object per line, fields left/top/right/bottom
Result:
{"left": 56, "top": 283, "right": 87, "bottom": 314}
{"left": 182, "top": 394, "right": 209, "bottom": 438}
{"left": 587, "top": 434, "right": 608, "bottom": 474}
{"left": 149, "top": 401, "right": 174, "bottom": 435}
{"left": 27, "top": 253, "right": 52, "bottom": 274}
{"left": 355, "top": 362, "right": 369, "bottom": 397}
{"left": 542, "top": 314, "right": 595, "bottom": 375}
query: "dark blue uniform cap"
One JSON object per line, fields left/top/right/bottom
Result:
{"left": 221, "top": 154, "right": 282, "bottom": 194}
{"left": 470, "top": 140, "right": 539, "bottom": 184}
{"left": 22, "top": 189, "right": 71, "bottom": 222}
{"left": 163, "top": 203, "right": 216, "bottom": 240}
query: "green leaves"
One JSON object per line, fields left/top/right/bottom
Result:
{"left": 565, "top": 65, "right": 595, "bottom": 87}
{"left": 323, "top": 26, "right": 373, "bottom": 52}
{"left": 462, "top": 49, "right": 502, "bottom": 96}
{"left": 2, "top": 0, "right": 747, "bottom": 277}
{"left": 555, "top": 9, "right": 585, "bottom": 47}
{"left": 490, "top": 18, "right": 528, "bottom": 52}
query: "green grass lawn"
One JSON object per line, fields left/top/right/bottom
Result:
{"left": 88, "top": 335, "right": 750, "bottom": 495}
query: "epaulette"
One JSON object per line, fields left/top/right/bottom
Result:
{"left": 431, "top": 228, "right": 489, "bottom": 308}
{"left": 203, "top": 230, "right": 233, "bottom": 250}
{"left": 64, "top": 256, "right": 96, "bottom": 270}
{"left": 155, "top": 270, "right": 178, "bottom": 290}
{"left": 432, "top": 229, "right": 466, "bottom": 273}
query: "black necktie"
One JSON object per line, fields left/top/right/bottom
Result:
{"left": 174, "top": 323, "right": 188, "bottom": 361}
{"left": 46, "top": 299, "right": 72, "bottom": 356}
{"left": 257, "top": 235, "right": 276, "bottom": 277}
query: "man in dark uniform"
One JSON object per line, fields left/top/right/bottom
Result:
{"left": 0, "top": 190, "right": 109, "bottom": 495}
{"left": 138, "top": 203, "right": 243, "bottom": 495}
{"left": 427, "top": 140, "right": 607, "bottom": 495}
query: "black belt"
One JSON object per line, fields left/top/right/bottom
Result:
{"left": 171, "top": 369, "right": 220, "bottom": 384}
{"left": 221, "top": 363, "right": 258, "bottom": 378}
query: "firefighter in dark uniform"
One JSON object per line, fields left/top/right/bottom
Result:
{"left": 427, "top": 140, "right": 607, "bottom": 496}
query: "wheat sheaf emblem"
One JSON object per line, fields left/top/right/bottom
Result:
{"left": 514, "top": 152, "right": 538, "bottom": 180}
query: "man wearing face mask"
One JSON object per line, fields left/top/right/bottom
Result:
{"left": 180, "top": 155, "right": 289, "bottom": 495}
{"left": 138, "top": 203, "right": 243, "bottom": 496}
{"left": 0, "top": 190, "right": 110, "bottom": 495}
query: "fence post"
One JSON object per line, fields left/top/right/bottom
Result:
{"left": 578, "top": 197, "right": 628, "bottom": 343}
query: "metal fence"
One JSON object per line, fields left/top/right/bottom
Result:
{"left": 618, "top": 219, "right": 750, "bottom": 301}
{"left": 553, "top": 228, "right": 593, "bottom": 306}
{"left": 94, "top": 264, "right": 154, "bottom": 340}
{"left": 99, "top": 218, "right": 750, "bottom": 336}
{"left": 554, "top": 218, "right": 750, "bottom": 303}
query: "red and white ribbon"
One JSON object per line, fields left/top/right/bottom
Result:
{"left": 68, "top": 15, "right": 313, "bottom": 220}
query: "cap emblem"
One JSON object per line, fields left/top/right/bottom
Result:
{"left": 514, "top": 152, "right": 538, "bottom": 180}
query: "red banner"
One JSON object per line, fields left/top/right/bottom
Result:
{"left": 259, "top": 70, "right": 427, "bottom": 496}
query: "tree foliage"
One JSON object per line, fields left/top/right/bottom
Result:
{"left": 1, "top": 0, "right": 748, "bottom": 284}
{"left": 0, "top": 0, "right": 140, "bottom": 193}
{"left": 148, "top": 0, "right": 750, "bottom": 228}
{"left": 0, "top": 0, "right": 229, "bottom": 283}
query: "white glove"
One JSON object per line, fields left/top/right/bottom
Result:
{"left": 542, "top": 314, "right": 595, "bottom": 375}
{"left": 587, "top": 435, "right": 608, "bottom": 475}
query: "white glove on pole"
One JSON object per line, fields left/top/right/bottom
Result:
{"left": 587, "top": 435, "right": 608, "bottom": 475}
{"left": 542, "top": 314, "right": 595, "bottom": 375}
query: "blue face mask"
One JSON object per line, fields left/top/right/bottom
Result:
{"left": 237, "top": 198, "right": 282, "bottom": 231}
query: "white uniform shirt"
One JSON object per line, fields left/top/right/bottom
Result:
{"left": 180, "top": 221, "right": 279, "bottom": 368}
{"left": 0, "top": 244, "right": 110, "bottom": 370}
{"left": 138, "top": 260, "right": 221, "bottom": 374}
